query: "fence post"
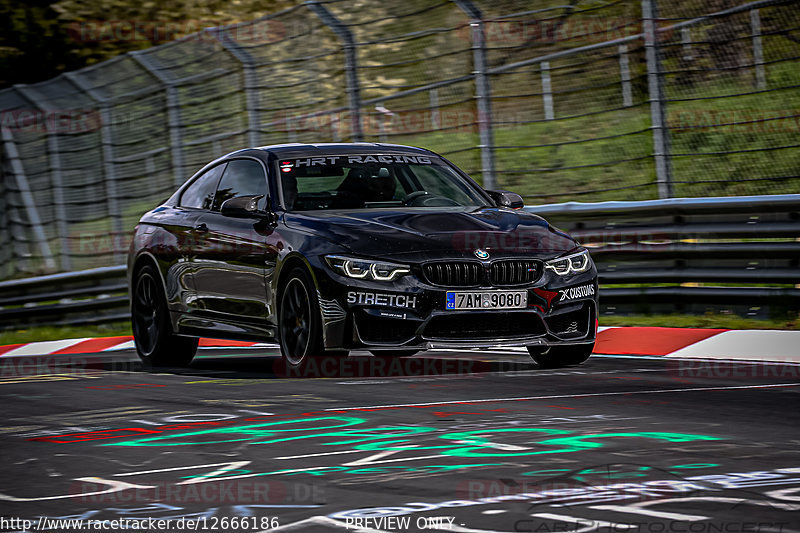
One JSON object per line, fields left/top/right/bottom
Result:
{"left": 454, "top": 0, "right": 496, "bottom": 190}
{"left": 429, "top": 89, "right": 440, "bottom": 130}
{"left": 213, "top": 28, "right": 261, "bottom": 147}
{"left": 541, "top": 61, "right": 554, "bottom": 120}
{"left": 330, "top": 112, "right": 341, "bottom": 142}
{"left": 14, "top": 85, "right": 72, "bottom": 271}
{"left": 642, "top": 0, "right": 673, "bottom": 199}
{"left": 1, "top": 127, "right": 57, "bottom": 272}
{"left": 306, "top": 1, "right": 363, "bottom": 142}
{"left": 619, "top": 45, "right": 633, "bottom": 108}
{"left": 129, "top": 51, "right": 186, "bottom": 187}
{"left": 681, "top": 27, "right": 693, "bottom": 62}
{"left": 750, "top": 9, "right": 766, "bottom": 89}
{"left": 63, "top": 72, "right": 125, "bottom": 263}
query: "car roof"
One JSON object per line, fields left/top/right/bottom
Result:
{"left": 253, "top": 142, "right": 435, "bottom": 158}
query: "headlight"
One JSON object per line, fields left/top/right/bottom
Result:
{"left": 325, "top": 255, "right": 410, "bottom": 282}
{"left": 544, "top": 250, "right": 592, "bottom": 276}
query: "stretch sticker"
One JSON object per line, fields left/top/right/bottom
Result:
{"left": 347, "top": 291, "right": 417, "bottom": 309}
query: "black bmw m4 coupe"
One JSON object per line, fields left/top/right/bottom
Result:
{"left": 128, "top": 143, "right": 598, "bottom": 369}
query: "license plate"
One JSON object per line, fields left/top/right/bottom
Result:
{"left": 445, "top": 291, "right": 527, "bottom": 310}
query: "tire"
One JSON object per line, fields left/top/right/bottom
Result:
{"left": 527, "top": 343, "right": 594, "bottom": 369}
{"left": 369, "top": 350, "right": 419, "bottom": 357}
{"left": 279, "top": 267, "right": 330, "bottom": 367}
{"left": 131, "top": 265, "right": 198, "bottom": 367}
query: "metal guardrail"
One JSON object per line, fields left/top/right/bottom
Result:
{"left": 527, "top": 194, "right": 800, "bottom": 317}
{"left": 0, "top": 265, "right": 128, "bottom": 329}
{"left": 0, "top": 195, "right": 798, "bottom": 330}
{"left": 2, "top": 0, "right": 799, "bottom": 280}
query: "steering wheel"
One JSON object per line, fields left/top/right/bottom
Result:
{"left": 402, "top": 191, "right": 432, "bottom": 206}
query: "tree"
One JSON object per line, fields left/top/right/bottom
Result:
{"left": 0, "top": 0, "right": 298, "bottom": 88}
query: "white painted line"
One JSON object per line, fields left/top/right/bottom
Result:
{"left": 432, "top": 523, "right": 512, "bottom": 533}
{"left": 532, "top": 514, "right": 637, "bottom": 531}
{"left": 323, "top": 382, "right": 800, "bottom": 411}
{"left": 591, "top": 504, "right": 706, "bottom": 521}
{"left": 113, "top": 461, "right": 250, "bottom": 477}
{"left": 1, "top": 338, "right": 89, "bottom": 357}
{"left": 266, "top": 516, "right": 392, "bottom": 533}
{"left": 275, "top": 449, "right": 363, "bottom": 460}
{"left": 668, "top": 330, "right": 800, "bottom": 362}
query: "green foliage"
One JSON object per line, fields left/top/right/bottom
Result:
{"left": 0, "top": 322, "right": 132, "bottom": 345}
{"left": 0, "top": 0, "right": 299, "bottom": 88}
{"left": 0, "top": 0, "right": 82, "bottom": 87}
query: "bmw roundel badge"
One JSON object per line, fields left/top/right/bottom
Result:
{"left": 474, "top": 249, "right": 490, "bottom": 260}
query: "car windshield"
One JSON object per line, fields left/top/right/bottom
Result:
{"left": 278, "top": 155, "right": 489, "bottom": 211}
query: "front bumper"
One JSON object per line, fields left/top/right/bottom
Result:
{"left": 312, "top": 257, "right": 599, "bottom": 351}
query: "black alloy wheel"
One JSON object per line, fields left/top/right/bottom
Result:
{"left": 131, "top": 265, "right": 197, "bottom": 366}
{"left": 279, "top": 268, "right": 330, "bottom": 366}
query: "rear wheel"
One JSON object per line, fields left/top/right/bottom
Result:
{"left": 527, "top": 343, "right": 594, "bottom": 369}
{"left": 369, "top": 350, "right": 419, "bottom": 357}
{"left": 131, "top": 265, "right": 198, "bottom": 367}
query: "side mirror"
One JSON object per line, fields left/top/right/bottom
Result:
{"left": 220, "top": 195, "right": 266, "bottom": 218}
{"left": 486, "top": 190, "right": 524, "bottom": 209}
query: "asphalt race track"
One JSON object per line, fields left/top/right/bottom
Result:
{"left": 1, "top": 347, "right": 799, "bottom": 533}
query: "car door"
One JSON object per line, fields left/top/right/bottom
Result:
{"left": 171, "top": 163, "right": 226, "bottom": 313}
{"left": 192, "top": 158, "right": 278, "bottom": 323}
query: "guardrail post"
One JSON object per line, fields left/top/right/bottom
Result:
{"left": 14, "top": 85, "right": 72, "bottom": 271}
{"left": 642, "top": 0, "right": 673, "bottom": 199}
{"left": 306, "top": 1, "right": 363, "bottom": 142}
{"left": 455, "top": 0, "right": 497, "bottom": 190}
{"left": 618, "top": 45, "right": 633, "bottom": 108}
{"left": 63, "top": 72, "right": 125, "bottom": 263}
{"left": 129, "top": 51, "right": 186, "bottom": 187}
{"left": 750, "top": 9, "right": 766, "bottom": 89}
{"left": 0, "top": 127, "right": 57, "bottom": 272}
{"left": 212, "top": 28, "right": 261, "bottom": 147}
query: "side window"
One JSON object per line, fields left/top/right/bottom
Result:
{"left": 213, "top": 159, "right": 268, "bottom": 211}
{"left": 180, "top": 164, "right": 226, "bottom": 210}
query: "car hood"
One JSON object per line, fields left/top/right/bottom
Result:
{"left": 283, "top": 207, "right": 578, "bottom": 261}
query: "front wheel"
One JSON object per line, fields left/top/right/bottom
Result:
{"left": 131, "top": 265, "right": 198, "bottom": 367}
{"left": 279, "top": 268, "right": 326, "bottom": 367}
{"left": 527, "top": 343, "right": 594, "bottom": 369}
